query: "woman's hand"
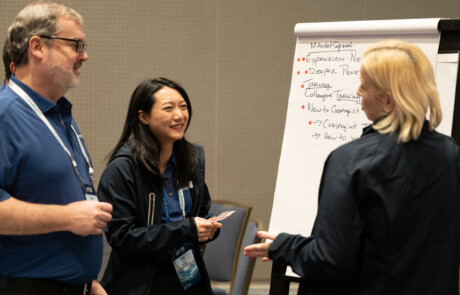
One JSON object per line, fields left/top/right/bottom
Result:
{"left": 244, "top": 231, "right": 278, "bottom": 262}
{"left": 194, "top": 217, "right": 222, "bottom": 242}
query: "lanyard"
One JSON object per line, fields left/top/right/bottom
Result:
{"left": 8, "top": 79, "right": 94, "bottom": 184}
{"left": 162, "top": 188, "right": 186, "bottom": 223}
{"left": 71, "top": 124, "right": 94, "bottom": 181}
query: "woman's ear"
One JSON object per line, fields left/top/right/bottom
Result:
{"left": 383, "top": 90, "right": 395, "bottom": 113}
{"left": 138, "top": 110, "right": 148, "bottom": 125}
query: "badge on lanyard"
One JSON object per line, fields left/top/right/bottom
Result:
{"left": 83, "top": 184, "right": 98, "bottom": 201}
{"left": 170, "top": 243, "right": 202, "bottom": 291}
{"left": 163, "top": 189, "right": 201, "bottom": 290}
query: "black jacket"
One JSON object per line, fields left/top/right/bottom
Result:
{"left": 269, "top": 122, "right": 460, "bottom": 295}
{"left": 98, "top": 143, "right": 215, "bottom": 295}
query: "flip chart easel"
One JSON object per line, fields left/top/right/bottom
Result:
{"left": 268, "top": 18, "right": 460, "bottom": 295}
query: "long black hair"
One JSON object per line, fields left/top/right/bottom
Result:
{"left": 109, "top": 77, "right": 197, "bottom": 188}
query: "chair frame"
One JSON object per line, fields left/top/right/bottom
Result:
{"left": 230, "top": 218, "right": 263, "bottom": 295}
{"left": 210, "top": 200, "right": 252, "bottom": 289}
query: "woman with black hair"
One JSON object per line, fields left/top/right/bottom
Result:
{"left": 98, "top": 77, "right": 221, "bottom": 295}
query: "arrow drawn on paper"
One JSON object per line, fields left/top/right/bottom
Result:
{"left": 313, "top": 120, "right": 322, "bottom": 126}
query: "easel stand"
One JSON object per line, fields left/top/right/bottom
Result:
{"left": 269, "top": 262, "right": 300, "bottom": 295}
{"left": 441, "top": 19, "right": 460, "bottom": 142}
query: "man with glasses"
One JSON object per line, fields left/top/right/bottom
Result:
{"left": 0, "top": 2, "right": 112, "bottom": 294}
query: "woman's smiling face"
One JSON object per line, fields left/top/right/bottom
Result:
{"left": 140, "top": 86, "right": 189, "bottom": 146}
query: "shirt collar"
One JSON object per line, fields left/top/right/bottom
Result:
{"left": 10, "top": 75, "right": 72, "bottom": 113}
{"left": 168, "top": 151, "right": 177, "bottom": 168}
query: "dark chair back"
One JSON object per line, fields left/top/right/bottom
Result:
{"left": 230, "top": 219, "right": 263, "bottom": 295}
{"left": 203, "top": 200, "right": 252, "bottom": 286}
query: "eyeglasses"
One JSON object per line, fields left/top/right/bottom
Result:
{"left": 39, "top": 35, "right": 87, "bottom": 54}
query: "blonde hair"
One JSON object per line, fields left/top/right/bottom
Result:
{"left": 361, "top": 40, "right": 442, "bottom": 143}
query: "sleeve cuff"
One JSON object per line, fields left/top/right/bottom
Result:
{"left": 268, "top": 232, "right": 291, "bottom": 259}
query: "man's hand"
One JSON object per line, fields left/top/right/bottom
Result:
{"left": 0, "top": 197, "right": 112, "bottom": 236}
{"left": 65, "top": 201, "right": 113, "bottom": 236}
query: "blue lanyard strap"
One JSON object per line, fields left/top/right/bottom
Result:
{"left": 162, "top": 188, "right": 186, "bottom": 224}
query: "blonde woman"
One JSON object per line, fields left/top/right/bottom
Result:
{"left": 245, "top": 40, "right": 460, "bottom": 295}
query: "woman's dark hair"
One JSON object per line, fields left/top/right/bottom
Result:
{"left": 109, "top": 77, "right": 197, "bottom": 187}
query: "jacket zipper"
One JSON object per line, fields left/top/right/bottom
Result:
{"left": 148, "top": 192, "right": 155, "bottom": 226}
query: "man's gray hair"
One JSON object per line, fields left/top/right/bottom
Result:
{"left": 7, "top": 1, "right": 84, "bottom": 67}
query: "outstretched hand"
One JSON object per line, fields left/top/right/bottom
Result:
{"left": 244, "top": 231, "right": 278, "bottom": 262}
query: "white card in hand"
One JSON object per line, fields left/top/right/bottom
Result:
{"left": 211, "top": 210, "right": 235, "bottom": 222}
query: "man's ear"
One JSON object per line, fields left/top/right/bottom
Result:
{"left": 28, "top": 36, "right": 45, "bottom": 60}
{"left": 383, "top": 90, "right": 395, "bottom": 113}
{"left": 138, "top": 110, "right": 148, "bottom": 125}
{"left": 9, "top": 61, "right": 15, "bottom": 75}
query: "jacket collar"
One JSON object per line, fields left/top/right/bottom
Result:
{"left": 362, "top": 116, "right": 430, "bottom": 137}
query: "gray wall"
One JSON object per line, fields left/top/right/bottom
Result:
{"left": 1, "top": 0, "right": 459, "bottom": 282}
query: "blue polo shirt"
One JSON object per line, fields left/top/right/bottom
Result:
{"left": 161, "top": 153, "right": 192, "bottom": 223}
{"left": 0, "top": 80, "right": 6, "bottom": 92}
{"left": 0, "top": 76, "right": 102, "bottom": 284}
